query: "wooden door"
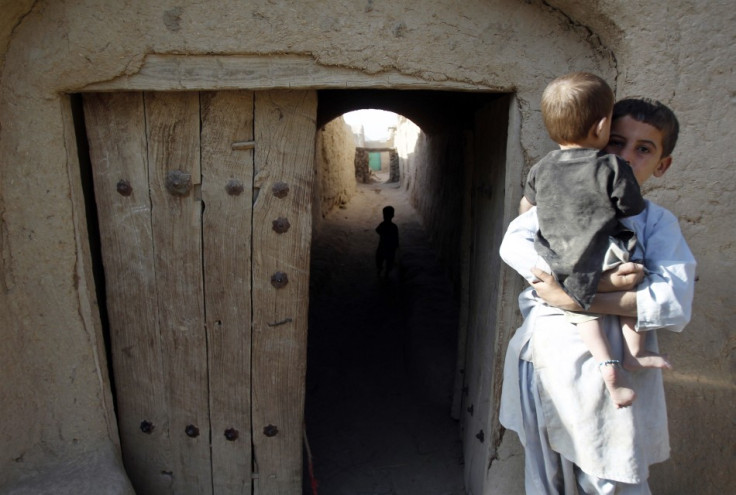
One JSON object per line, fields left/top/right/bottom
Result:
{"left": 83, "top": 89, "right": 316, "bottom": 494}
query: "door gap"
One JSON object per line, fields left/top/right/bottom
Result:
{"left": 70, "top": 93, "right": 117, "bottom": 413}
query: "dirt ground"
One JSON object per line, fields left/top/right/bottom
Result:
{"left": 303, "top": 176, "right": 465, "bottom": 495}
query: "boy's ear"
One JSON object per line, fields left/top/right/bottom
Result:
{"left": 653, "top": 156, "right": 673, "bottom": 178}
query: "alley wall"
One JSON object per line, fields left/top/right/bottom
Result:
{"left": 313, "top": 116, "right": 358, "bottom": 233}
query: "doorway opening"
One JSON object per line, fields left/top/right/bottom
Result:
{"left": 72, "top": 85, "right": 513, "bottom": 493}
{"left": 305, "top": 89, "right": 511, "bottom": 493}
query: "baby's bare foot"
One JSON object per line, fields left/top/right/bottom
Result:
{"left": 623, "top": 351, "right": 672, "bottom": 372}
{"left": 600, "top": 361, "right": 636, "bottom": 408}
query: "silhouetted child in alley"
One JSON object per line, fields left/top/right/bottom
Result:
{"left": 375, "top": 206, "right": 399, "bottom": 277}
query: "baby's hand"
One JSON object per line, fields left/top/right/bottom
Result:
{"left": 598, "top": 262, "right": 645, "bottom": 292}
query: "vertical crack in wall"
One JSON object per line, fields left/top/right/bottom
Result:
{"left": 541, "top": 1, "right": 619, "bottom": 86}
{"left": 1, "top": 0, "right": 39, "bottom": 75}
{"left": 0, "top": 205, "right": 12, "bottom": 292}
{"left": 5, "top": 0, "right": 38, "bottom": 37}
{"left": 0, "top": 0, "right": 40, "bottom": 293}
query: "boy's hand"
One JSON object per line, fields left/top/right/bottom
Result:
{"left": 598, "top": 262, "right": 645, "bottom": 292}
{"left": 530, "top": 268, "right": 583, "bottom": 311}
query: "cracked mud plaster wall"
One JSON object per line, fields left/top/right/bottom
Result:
{"left": 0, "top": 0, "right": 733, "bottom": 492}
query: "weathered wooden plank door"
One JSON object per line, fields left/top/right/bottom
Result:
{"left": 83, "top": 89, "right": 315, "bottom": 494}
{"left": 84, "top": 92, "right": 177, "bottom": 493}
{"left": 250, "top": 91, "right": 315, "bottom": 493}
{"left": 201, "top": 90, "right": 256, "bottom": 493}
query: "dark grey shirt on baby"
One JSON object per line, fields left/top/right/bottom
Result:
{"left": 524, "top": 148, "right": 645, "bottom": 310}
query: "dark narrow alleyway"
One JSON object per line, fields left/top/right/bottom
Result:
{"left": 304, "top": 179, "right": 465, "bottom": 495}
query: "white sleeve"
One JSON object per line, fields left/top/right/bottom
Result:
{"left": 633, "top": 206, "right": 696, "bottom": 332}
{"left": 499, "top": 208, "right": 544, "bottom": 284}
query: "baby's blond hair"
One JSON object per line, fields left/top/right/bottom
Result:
{"left": 541, "top": 72, "right": 614, "bottom": 145}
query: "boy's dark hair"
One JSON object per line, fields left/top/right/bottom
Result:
{"left": 382, "top": 206, "right": 394, "bottom": 219}
{"left": 541, "top": 72, "right": 614, "bottom": 145}
{"left": 612, "top": 98, "right": 679, "bottom": 157}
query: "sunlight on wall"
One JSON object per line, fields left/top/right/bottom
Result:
{"left": 394, "top": 116, "right": 421, "bottom": 159}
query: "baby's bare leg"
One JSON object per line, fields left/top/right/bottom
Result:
{"left": 578, "top": 319, "right": 636, "bottom": 408}
{"left": 621, "top": 316, "right": 672, "bottom": 371}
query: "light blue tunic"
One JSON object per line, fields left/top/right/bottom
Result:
{"left": 499, "top": 201, "right": 696, "bottom": 489}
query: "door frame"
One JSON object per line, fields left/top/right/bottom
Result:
{"left": 73, "top": 54, "right": 519, "bottom": 493}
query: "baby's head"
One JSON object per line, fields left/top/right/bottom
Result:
{"left": 541, "top": 72, "right": 614, "bottom": 147}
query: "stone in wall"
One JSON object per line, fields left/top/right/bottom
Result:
{"left": 388, "top": 151, "right": 400, "bottom": 183}
{"left": 354, "top": 148, "right": 370, "bottom": 184}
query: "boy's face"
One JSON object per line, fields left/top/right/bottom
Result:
{"left": 604, "top": 115, "right": 672, "bottom": 186}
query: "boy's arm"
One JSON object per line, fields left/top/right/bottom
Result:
{"left": 530, "top": 267, "right": 638, "bottom": 316}
{"left": 525, "top": 205, "right": 696, "bottom": 331}
{"left": 629, "top": 206, "right": 696, "bottom": 332}
{"left": 499, "top": 208, "right": 540, "bottom": 284}
{"left": 500, "top": 208, "right": 639, "bottom": 298}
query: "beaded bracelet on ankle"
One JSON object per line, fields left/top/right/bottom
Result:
{"left": 599, "top": 360, "right": 621, "bottom": 367}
